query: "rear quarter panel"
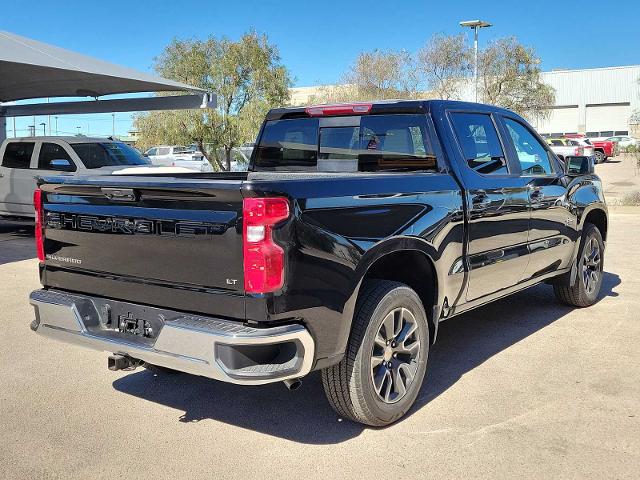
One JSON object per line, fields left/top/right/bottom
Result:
{"left": 244, "top": 173, "right": 465, "bottom": 364}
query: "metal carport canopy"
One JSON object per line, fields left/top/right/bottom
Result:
{"left": 0, "top": 30, "right": 215, "bottom": 141}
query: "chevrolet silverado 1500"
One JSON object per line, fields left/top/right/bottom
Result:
{"left": 30, "top": 100, "right": 607, "bottom": 426}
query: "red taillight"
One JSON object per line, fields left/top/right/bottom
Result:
{"left": 305, "top": 103, "right": 372, "bottom": 117}
{"left": 33, "top": 188, "right": 45, "bottom": 262}
{"left": 243, "top": 197, "right": 290, "bottom": 293}
{"left": 574, "top": 147, "right": 584, "bottom": 156}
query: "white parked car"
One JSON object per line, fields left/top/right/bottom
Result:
{"left": 571, "top": 137, "right": 595, "bottom": 158}
{"left": 604, "top": 135, "right": 639, "bottom": 149}
{"left": 0, "top": 136, "right": 156, "bottom": 220}
{"left": 545, "top": 137, "right": 585, "bottom": 159}
{"left": 145, "top": 145, "right": 213, "bottom": 172}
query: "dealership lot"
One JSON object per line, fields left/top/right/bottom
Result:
{"left": 1, "top": 165, "right": 639, "bottom": 479}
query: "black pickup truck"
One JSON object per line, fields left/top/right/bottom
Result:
{"left": 30, "top": 100, "right": 607, "bottom": 426}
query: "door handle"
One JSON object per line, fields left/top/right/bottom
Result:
{"left": 530, "top": 188, "right": 543, "bottom": 202}
{"left": 472, "top": 191, "right": 492, "bottom": 209}
{"left": 0, "top": 173, "right": 4, "bottom": 178}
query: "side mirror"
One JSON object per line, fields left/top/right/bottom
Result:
{"left": 50, "top": 159, "right": 72, "bottom": 168}
{"left": 564, "top": 155, "right": 594, "bottom": 176}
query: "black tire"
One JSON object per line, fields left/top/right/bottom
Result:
{"left": 321, "top": 280, "right": 429, "bottom": 426}
{"left": 594, "top": 151, "right": 605, "bottom": 164}
{"left": 554, "top": 223, "right": 604, "bottom": 307}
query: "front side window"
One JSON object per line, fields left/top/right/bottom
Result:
{"left": 503, "top": 118, "right": 554, "bottom": 176}
{"left": 38, "top": 143, "right": 76, "bottom": 171}
{"left": 2, "top": 142, "right": 34, "bottom": 169}
{"left": 71, "top": 142, "right": 150, "bottom": 169}
{"left": 450, "top": 113, "right": 507, "bottom": 175}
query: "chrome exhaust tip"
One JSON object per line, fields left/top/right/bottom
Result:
{"left": 283, "top": 378, "right": 302, "bottom": 391}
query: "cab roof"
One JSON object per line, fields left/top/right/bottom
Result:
{"left": 266, "top": 99, "right": 518, "bottom": 121}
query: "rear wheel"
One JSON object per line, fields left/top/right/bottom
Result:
{"left": 321, "top": 280, "right": 429, "bottom": 426}
{"left": 554, "top": 223, "right": 604, "bottom": 307}
{"left": 594, "top": 151, "right": 605, "bottom": 164}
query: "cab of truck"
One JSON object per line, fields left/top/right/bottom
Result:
{"left": 0, "top": 136, "right": 151, "bottom": 220}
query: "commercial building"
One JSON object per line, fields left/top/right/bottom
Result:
{"left": 533, "top": 65, "right": 640, "bottom": 137}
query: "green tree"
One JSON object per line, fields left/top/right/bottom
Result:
{"left": 310, "top": 49, "right": 419, "bottom": 104}
{"left": 417, "top": 33, "right": 472, "bottom": 100}
{"left": 479, "top": 37, "right": 555, "bottom": 121}
{"left": 135, "top": 31, "right": 291, "bottom": 170}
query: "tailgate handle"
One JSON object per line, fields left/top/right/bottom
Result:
{"left": 101, "top": 187, "right": 137, "bottom": 202}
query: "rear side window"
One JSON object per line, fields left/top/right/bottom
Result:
{"left": 2, "top": 142, "right": 34, "bottom": 169}
{"left": 450, "top": 113, "right": 507, "bottom": 175}
{"left": 38, "top": 143, "right": 76, "bottom": 171}
{"left": 253, "top": 114, "right": 437, "bottom": 172}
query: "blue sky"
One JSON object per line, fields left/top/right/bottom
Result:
{"left": 3, "top": 0, "right": 640, "bottom": 137}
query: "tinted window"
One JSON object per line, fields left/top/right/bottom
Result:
{"left": 38, "top": 143, "right": 75, "bottom": 171}
{"left": 254, "top": 118, "right": 318, "bottom": 170}
{"left": 357, "top": 115, "right": 436, "bottom": 172}
{"left": 157, "top": 147, "right": 171, "bottom": 155}
{"left": 2, "top": 142, "right": 34, "bottom": 169}
{"left": 504, "top": 118, "right": 554, "bottom": 176}
{"left": 318, "top": 126, "right": 359, "bottom": 172}
{"left": 71, "top": 142, "right": 150, "bottom": 169}
{"left": 253, "top": 114, "right": 437, "bottom": 172}
{"left": 145, "top": 148, "right": 157, "bottom": 156}
{"left": 549, "top": 140, "right": 564, "bottom": 146}
{"left": 450, "top": 113, "right": 507, "bottom": 175}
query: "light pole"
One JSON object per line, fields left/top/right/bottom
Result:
{"left": 39, "top": 122, "right": 46, "bottom": 136}
{"left": 459, "top": 19, "right": 492, "bottom": 103}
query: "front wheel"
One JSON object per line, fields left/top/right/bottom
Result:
{"left": 554, "top": 223, "right": 604, "bottom": 307}
{"left": 321, "top": 280, "right": 429, "bottom": 426}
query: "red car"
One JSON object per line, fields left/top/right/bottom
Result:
{"left": 565, "top": 134, "right": 618, "bottom": 163}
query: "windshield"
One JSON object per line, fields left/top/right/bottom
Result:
{"left": 253, "top": 114, "right": 437, "bottom": 172}
{"left": 71, "top": 142, "right": 150, "bottom": 169}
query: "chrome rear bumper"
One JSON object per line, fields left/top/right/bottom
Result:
{"left": 30, "top": 289, "right": 314, "bottom": 385}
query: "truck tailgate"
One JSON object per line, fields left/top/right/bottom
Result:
{"left": 39, "top": 175, "right": 247, "bottom": 318}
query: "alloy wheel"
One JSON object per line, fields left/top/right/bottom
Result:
{"left": 370, "top": 307, "right": 421, "bottom": 404}
{"left": 582, "top": 236, "right": 602, "bottom": 295}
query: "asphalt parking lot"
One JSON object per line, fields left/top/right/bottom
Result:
{"left": 1, "top": 191, "right": 639, "bottom": 478}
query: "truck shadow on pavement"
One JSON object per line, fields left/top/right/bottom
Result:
{"left": 113, "top": 272, "right": 620, "bottom": 444}
{"left": 0, "top": 221, "right": 35, "bottom": 265}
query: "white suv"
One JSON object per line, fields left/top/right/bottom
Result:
{"left": 0, "top": 136, "right": 151, "bottom": 220}
{"left": 145, "top": 145, "right": 213, "bottom": 172}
